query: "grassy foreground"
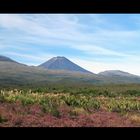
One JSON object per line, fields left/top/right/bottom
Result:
{"left": 0, "top": 84, "right": 140, "bottom": 127}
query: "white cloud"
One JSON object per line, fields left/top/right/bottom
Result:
{"left": 71, "top": 45, "right": 127, "bottom": 56}
{"left": 0, "top": 14, "right": 140, "bottom": 75}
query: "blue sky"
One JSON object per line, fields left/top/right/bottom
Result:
{"left": 0, "top": 14, "right": 140, "bottom": 75}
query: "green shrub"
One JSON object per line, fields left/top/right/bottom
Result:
{"left": 107, "top": 98, "right": 140, "bottom": 113}
{"left": 0, "top": 94, "right": 5, "bottom": 103}
{"left": 40, "top": 97, "right": 60, "bottom": 117}
{"left": 0, "top": 115, "right": 8, "bottom": 123}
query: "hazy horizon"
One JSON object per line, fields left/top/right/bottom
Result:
{"left": 0, "top": 14, "right": 140, "bottom": 75}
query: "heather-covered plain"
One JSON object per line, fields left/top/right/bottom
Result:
{"left": 0, "top": 84, "right": 140, "bottom": 127}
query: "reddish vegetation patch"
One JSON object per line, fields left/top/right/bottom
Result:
{"left": 0, "top": 103, "right": 138, "bottom": 127}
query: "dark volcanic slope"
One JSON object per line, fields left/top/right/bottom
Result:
{"left": 39, "top": 56, "right": 92, "bottom": 74}
{"left": 0, "top": 55, "right": 17, "bottom": 63}
{"left": 0, "top": 55, "right": 100, "bottom": 87}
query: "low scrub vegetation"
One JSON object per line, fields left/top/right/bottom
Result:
{"left": 0, "top": 84, "right": 140, "bottom": 127}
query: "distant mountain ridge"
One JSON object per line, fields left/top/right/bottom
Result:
{"left": 98, "top": 70, "right": 139, "bottom": 77}
{"left": 0, "top": 55, "right": 17, "bottom": 63}
{"left": 0, "top": 55, "right": 140, "bottom": 87}
{"left": 39, "top": 56, "right": 92, "bottom": 74}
